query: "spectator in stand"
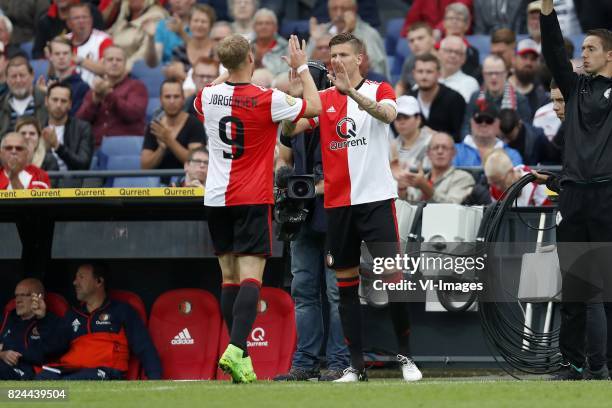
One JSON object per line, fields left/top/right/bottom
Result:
{"left": 461, "top": 55, "right": 532, "bottom": 138}
{"left": 410, "top": 53, "right": 466, "bottom": 142}
{"left": 34, "top": 263, "right": 162, "bottom": 380}
{"left": 0, "top": 279, "right": 60, "bottom": 380}
{"left": 400, "top": 132, "right": 475, "bottom": 203}
{"left": 360, "top": 43, "right": 386, "bottom": 82}
{"left": 141, "top": 79, "right": 205, "bottom": 183}
{"left": 164, "top": 4, "right": 216, "bottom": 83}
{"left": 0, "top": 132, "right": 50, "bottom": 189}
{"left": 32, "top": 0, "right": 106, "bottom": 60}
{"left": 250, "top": 8, "right": 288, "bottom": 76}
{"left": 108, "top": 0, "right": 167, "bottom": 71}
{"left": 0, "top": 0, "right": 49, "bottom": 46}
{"left": 209, "top": 21, "right": 234, "bottom": 61}
{"left": 473, "top": 0, "right": 528, "bottom": 35}
{"left": 455, "top": 105, "right": 523, "bottom": 166}
{"left": 484, "top": 148, "right": 552, "bottom": 206}
{"left": 308, "top": 0, "right": 387, "bottom": 77}
{"left": 43, "top": 82, "right": 94, "bottom": 171}
{"left": 390, "top": 95, "right": 433, "bottom": 174}
{"left": 526, "top": 1, "right": 542, "bottom": 48}
{"left": 77, "top": 46, "right": 148, "bottom": 146}
{"left": 229, "top": 0, "right": 257, "bottom": 39}
{"left": 533, "top": 78, "right": 564, "bottom": 141}
{"left": 144, "top": 0, "right": 195, "bottom": 67}
{"left": 184, "top": 57, "right": 218, "bottom": 114}
{"left": 179, "top": 146, "right": 208, "bottom": 187}
{"left": 16, "top": 117, "right": 58, "bottom": 172}
{"left": 39, "top": 36, "right": 89, "bottom": 116}
{"left": 396, "top": 22, "right": 437, "bottom": 95}
{"left": 437, "top": 3, "right": 480, "bottom": 79}
{"left": 0, "top": 43, "right": 9, "bottom": 98}
{"left": 310, "top": 33, "right": 332, "bottom": 72}
{"left": 439, "top": 35, "right": 479, "bottom": 102}
{"left": 66, "top": 3, "right": 114, "bottom": 87}
{"left": 498, "top": 108, "right": 555, "bottom": 165}
{"left": 251, "top": 67, "right": 274, "bottom": 88}
{"left": 0, "top": 14, "right": 25, "bottom": 57}
{"left": 399, "top": 0, "right": 473, "bottom": 38}
{"left": 509, "top": 39, "right": 549, "bottom": 117}
{"left": 271, "top": 71, "right": 290, "bottom": 93}
{"left": 0, "top": 56, "right": 48, "bottom": 136}
{"left": 490, "top": 28, "right": 516, "bottom": 71}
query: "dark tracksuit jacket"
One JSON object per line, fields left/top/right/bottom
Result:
{"left": 46, "top": 299, "right": 162, "bottom": 379}
{"left": 0, "top": 311, "right": 60, "bottom": 380}
{"left": 541, "top": 10, "right": 612, "bottom": 371}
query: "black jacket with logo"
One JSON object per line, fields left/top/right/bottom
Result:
{"left": 541, "top": 10, "right": 612, "bottom": 183}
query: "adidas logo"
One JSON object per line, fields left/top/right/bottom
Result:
{"left": 170, "top": 328, "right": 195, "bottom": 345}
{"left": 327, "top": 106, "right": 336, "bottom": 113}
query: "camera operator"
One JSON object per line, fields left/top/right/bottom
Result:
{"left": 273, "top": 62, "right": 350, "bottom": 382}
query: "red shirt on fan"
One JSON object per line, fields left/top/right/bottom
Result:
{"left": 194, "top": 82, "right": 307, "bottom": 207}
{"left": 490, "top": 165, "right": 552, "bottom": 206}
{"left": 312, "top": 79, "right": 398, "bottom": 208}
{"left": 0, "top": 165, "right": 50, "bottom": 190}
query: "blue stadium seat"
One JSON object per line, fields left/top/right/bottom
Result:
{"left": 30, "top": 59, "right": 49, "bottom": 80}
{"left": 112, "top": 177, "right": 160, "bottom": 188}
{"left": 20, "top": 42, "right": 33, "bottom": 59}
{"left": 146, "top": 98, "right": 162, "bottom": 123}
{"left": 131, "top": 60, "right": 164, "bottom": 98}
{"left": 385, "top": 18, "right": 405, "bottom": 55}
{"left": 467, "top": 35, "right": 491, "bottom": 64}
{"left": 100, "top": 136, "right": 144, "bottom": 156}
{"left": 395, "top": 39, "right": 411, "bottom": 60}
{"left": 279, "top": 20, "right": 310, "bottom": 39}
{"left": 107, "top": 155, "right": 141, "bottom": 170}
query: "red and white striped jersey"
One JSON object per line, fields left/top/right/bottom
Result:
{"left": 67, "top": 29, "right": 113, "bottom": 87}
{"left": 313, "top": 80, "right": 398, "bottom": 208}
{"left": 195, "top": 82, "right": 306, "bottom": 206}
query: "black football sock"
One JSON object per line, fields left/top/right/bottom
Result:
{"left": 337, "top": 276, "right": 365, "bottom": 371}
{"left": 221, "top": 283, "right": 240, "bottom": 334}
{"left": 230, "top": 279, "right": 261, "bottom": 357}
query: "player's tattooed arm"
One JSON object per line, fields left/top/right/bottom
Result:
{"left": 281, "top": 118, "right": 313, "bottom": 137}
{"left": 347, "top": 88, "right": 397, "bottom": 124}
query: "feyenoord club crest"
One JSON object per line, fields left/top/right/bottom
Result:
{"left": 179, "top": 301, "right": 192, "bottom": 315}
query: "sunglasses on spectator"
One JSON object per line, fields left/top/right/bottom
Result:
{"left": 474, "top": 116, "right": 496, "bottom": 125}
{"left": 2, "top": 145, "right": 26, "bottom": 152}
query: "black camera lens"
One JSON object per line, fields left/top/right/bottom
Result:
{"left": 291, "top": 180, "right": 310, "bottom": 197}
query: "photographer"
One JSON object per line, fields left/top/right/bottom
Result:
{"left": 273, "top": 62, "right": 350, "bottom": 382}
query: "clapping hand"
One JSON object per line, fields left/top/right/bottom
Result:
{"left": 42, "top": 127, "right": 59, "bottom": 149}
{"left": 282, "top": 35, "right": 308, "bottom": 70}
{"left": 31, "top": 293, "right": 46, "bottom": 319}
{"left": 150, "top": 120, "right": 171, "bottom": 147}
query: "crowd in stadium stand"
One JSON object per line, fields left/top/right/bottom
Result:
{"left": 0, "top": 0, "right": 597, "bottom": 199}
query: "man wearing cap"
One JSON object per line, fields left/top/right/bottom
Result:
{"left": 454, "top": 105, "right": 523, "bottom": 167}
{"left": 509, "top": 38, "right": 549, "bottom": 116}
{"left": 390, "top": 95, "right": 433, "bottom": 174}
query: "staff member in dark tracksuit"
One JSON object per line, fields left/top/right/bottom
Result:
{"left": 535, "top": 0, "right": 612, "bottom": 381}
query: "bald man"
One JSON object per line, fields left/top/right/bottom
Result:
{"left": 0, "top": 279, "right": 60, "bottom": 380}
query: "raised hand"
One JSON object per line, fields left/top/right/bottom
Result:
{"left": 309, "top": 17, "right": 326, "bottom": 41}
{"left": 328, "top": 59, "right": 351, "bottom": 93}
{"left": 31, "top": 293, "right": 46, "bottom": 319}
{"left": 281, "top": 35, "right": 308, "bottom": 70}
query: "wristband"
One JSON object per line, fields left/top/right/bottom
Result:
{"left": 297, "top": 64, "right": 308, "bottom": 74}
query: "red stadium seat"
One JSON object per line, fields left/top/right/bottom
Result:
{"left": 148, "top": 289, "right": 222, "bottom": 379}
{"left": 217, "top": 287, "right": 296, "bottom": 380}
{"left": 3, "top": 292, "right": 69, "bottom": 317}
{"left": 109, "top": 290, "right": 147, "bottom": 380}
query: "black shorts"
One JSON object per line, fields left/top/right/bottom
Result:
{"left": 206, "top": 204, "right": 273, "bottom": 257}
{"left": 325, "top": 199, "right": 400, "bottom": 269}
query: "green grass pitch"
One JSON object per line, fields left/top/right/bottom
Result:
{"left": 3, "top": 380, "right": 612, "bottom": 408}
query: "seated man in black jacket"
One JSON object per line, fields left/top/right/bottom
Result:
{"left": 0, "top": 279, "right": 60, "bottom": 380}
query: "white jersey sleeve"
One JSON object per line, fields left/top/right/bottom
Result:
{"left": 270, "top": 89, "right": 306, "bottom": 123}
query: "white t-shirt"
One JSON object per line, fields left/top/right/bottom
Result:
{"left": 51, "top": 125, "right": 67, "bottom": 171}
{"left": 10, "top": 96, "right": 33, "bottom": 116}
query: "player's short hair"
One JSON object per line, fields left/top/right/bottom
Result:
{"left": 188, "top": 147, "right": 209, "bottom": 162}
{"left": 47, "top": 82, "right": 73, "bottom": 101}
{"left": 217, "top": 34, "right": 250, "bottom": 71}
{"left": 191, "top": 4, "right": 217, "bottom": 26}
{"left": 329, "top": 32, "right": 363, "bottom": 54}
{"left": 407, "top": 22, "right": 433, "bottom": 36}
{"left": 491, "top": 28, "right": 516, "bottom": 45}
{"left": 414, "top": 52, "right": 441, "bottom": 71}
{"left": 6, "top": 55, "right": 33, "bottom": 76}
{"left": 586, "top": 28, "right": 612, "bottom": 52}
